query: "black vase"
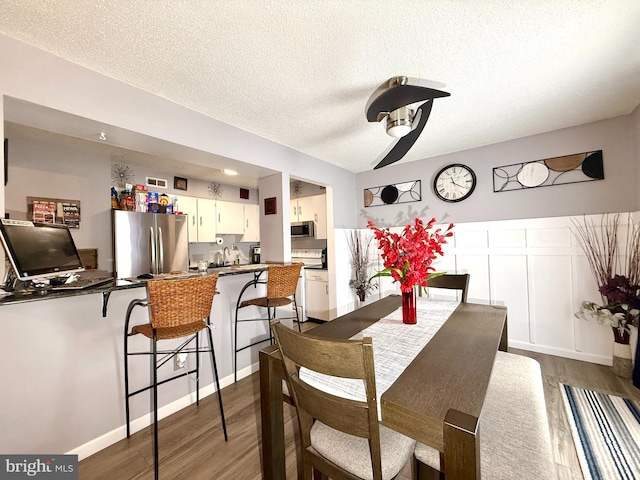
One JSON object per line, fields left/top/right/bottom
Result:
{"left": 634, "top": 334, "right": 640, "bottom": 389}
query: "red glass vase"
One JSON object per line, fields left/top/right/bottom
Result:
{"left": 401, "top": 287, "right": 417, "bottom": 324}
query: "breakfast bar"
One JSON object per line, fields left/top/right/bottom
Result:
{"left": 0, "top": 264, "right": 283, "bottom": 457}
{"left": 259, "top": 295, "right": 508, "bottom": 479}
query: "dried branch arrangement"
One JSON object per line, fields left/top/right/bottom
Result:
{"left": 347, "top": 230, "right": 378, "bottom": 302}
{"left": 572, "top": 213, "right": 640, "bottom": 290}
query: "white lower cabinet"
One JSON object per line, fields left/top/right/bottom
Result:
{"left": 305, "top": 269, "right": 329, "bottom": 321}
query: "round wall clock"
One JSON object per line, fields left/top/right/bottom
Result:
{"left": 433, "top": 164, "right": 477, "bottom": 202}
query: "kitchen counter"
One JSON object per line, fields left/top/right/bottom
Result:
{"left": 0, "top": 264, "right": 274, "bottom": 313}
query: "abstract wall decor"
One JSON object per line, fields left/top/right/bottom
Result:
{"left": 111, "top": 163, "right": 135, "bottom": 188}
{"left": 364, "top": 180, "right": 421, "bottom": 207}
{"left": 493, "top": 150, "right": 604, "bottom": 192}
{"left": 208, "top": 182, "right": 223, "bottom": 199}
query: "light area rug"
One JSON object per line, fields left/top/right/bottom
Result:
{"left": 560, "top": 383, "right": 640, "bottom": 480}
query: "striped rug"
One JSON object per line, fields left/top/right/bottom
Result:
{"left": 560, "top": 383, "right": 640, "bottom": 480}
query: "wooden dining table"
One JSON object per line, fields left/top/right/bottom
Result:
{"left": 259, "top": 294, "right": 508, "bottom": 479}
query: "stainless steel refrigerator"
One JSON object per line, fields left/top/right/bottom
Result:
{"left": 112, "top": 210, "right": 189, "bottom": 278}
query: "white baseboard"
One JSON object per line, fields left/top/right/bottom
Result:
{"left": 68, "top": 362, "right": 260, "bottom": 461}
{"left": 510, "top": 341, "right": 612, "bottom": 366}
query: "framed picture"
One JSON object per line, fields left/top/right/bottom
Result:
{"left": 174, "top": 176, "right": 188, "bottom": 191}
{"left": 264, "top": 197, "right": 277, "bottom": 215}
{"left": 27, "top": 196, "right": 81, "bottom": 228}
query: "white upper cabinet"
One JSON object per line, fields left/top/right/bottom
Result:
{"left": 290, "top": 194, "right": 326, "bottom": 239}
{"left": 308, "top": 194, "right": 327, "bottom": 239}
{"left": 216, "top": 200, "right": 246, "bottom": 235}
{"left": 176, "top": 195, "right": 216, "bottom": 242}
{"left": 177, "top": 196, "right": 259, "bottom": 242}
{"left": 241, "top": 203, "right": 260, "bottom": 242}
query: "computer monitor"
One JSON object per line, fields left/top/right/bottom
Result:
{"left": 0, "top": 219, "right": 85, "bottom": 281}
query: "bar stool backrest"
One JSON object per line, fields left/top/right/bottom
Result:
{"left": 147, "top": 275, "right": 218, "bottom": 329}
{"left": 266, "top": 263, "right": 302, "bottom": 300}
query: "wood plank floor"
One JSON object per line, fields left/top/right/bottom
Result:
{"left": 78, "top": 322, "right": 640, "bottom": 479}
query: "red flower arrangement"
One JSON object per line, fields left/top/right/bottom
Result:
{"left": 368, "top": 217, "right": 454, "bottom": 293}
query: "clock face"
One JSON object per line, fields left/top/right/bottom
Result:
{"left": 433, "top": 164, "right": 477, "bottom": 202}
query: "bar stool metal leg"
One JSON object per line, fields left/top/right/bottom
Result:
{"left": 124, "top": 327, "right": 131, "bottom": 438}
{"left": 152, "top": 331, "right": 159, "bottom": 480}
{"left": 195, "top": 333, "right": 200, "bottom": 405}
{"left": 206, "top": 318, "right": 228, "bottom": 440}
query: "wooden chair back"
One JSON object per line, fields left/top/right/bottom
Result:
{"left": 270, "top": 319, "right": 383, "bottom": 480}
{"left": 147, "top": 274, "right": 218, "bottom": 329}
{"left": 266, "top": 263, "right": 302, "bottom": 299}
{"left": 427, "top": 273, "right": 469, "bottom": 302}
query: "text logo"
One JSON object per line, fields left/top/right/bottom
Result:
{"left": 0, "top": 455, "right": 77, "bottom": 479}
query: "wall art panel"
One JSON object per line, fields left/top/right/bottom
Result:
{"left": 364, "top": 180, "right": 421, "bottom": 207}
{"left": 493, "top": 150, "right": 604, "bottom": 192}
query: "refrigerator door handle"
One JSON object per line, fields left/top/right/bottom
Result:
{"left": 149, "top": 227, "right": 156, "bottom": 274}
{"left": 158, "top": 227, "right": 164, "bottom": 273}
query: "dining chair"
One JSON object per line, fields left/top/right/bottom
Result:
{"left": 425, "top": 273, "right": 469, "bottom": 302}
{"left": 270, "top": 319, "right": 415, "bottom": 480}
{"left": 234, "top": 263, "right": 303, "bottom": 381}
{"left": 124, "top": 274, "right": 228, "bottom": 479}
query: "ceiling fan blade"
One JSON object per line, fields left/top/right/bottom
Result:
{"left": 373, "top": 100, "right": 433, "bottom": 170}
{"left": 366, "top": 82, "right": 448, "bottom": 122}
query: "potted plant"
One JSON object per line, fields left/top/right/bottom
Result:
{"left": 573, "top": 213, "right": 640, "bottom": 379}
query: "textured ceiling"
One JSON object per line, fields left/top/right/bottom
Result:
{"left": 1, "top": 1, "right": 639, "bottom": 174}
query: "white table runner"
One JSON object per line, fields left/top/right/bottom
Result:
{"left": 299, "top": 298, "right": 460, "bottom": 417}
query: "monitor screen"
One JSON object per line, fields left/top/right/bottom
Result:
{"left": 0, "top": 219, "right": 84, "bottom": 281}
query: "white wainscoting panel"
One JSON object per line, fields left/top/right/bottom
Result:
{"left": 490, "top": 255, "right": 530, "bottom": 343}
{"left": 527, "top": 227, "right": 573, "bottom": 248}
{"left": 489, "top": 229, "right": 526, "bottom": 248}
{"left": 340, "top": 212, "right": 638, "bottom": 365}
{"left": 528, "top": 255, "right": 575, "bottom": 351}
{"left": 457, "top": 254, "right": 491, "bottom": 305}
{"left": 454, "top": 229, "right": 489, "bottom": 249}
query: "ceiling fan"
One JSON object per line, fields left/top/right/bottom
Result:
{"left": 366, "top": 76, "right": 450, "bottom": 169}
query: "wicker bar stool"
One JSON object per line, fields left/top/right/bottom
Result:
{"left": 124, "top": 274, "right": 227, "bottom": 480}
{"left": 233, "top": 263, "right": 303, "bottom": 381}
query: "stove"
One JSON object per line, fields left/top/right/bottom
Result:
{"left": 290, "top": 249, "right": 324, "bottom": 323}
{"left": 291, "top": 249, "right": 323, "bottom": 267}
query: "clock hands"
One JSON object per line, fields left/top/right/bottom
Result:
{"left": 450, "top": 178, "right": 464, "bottom": 188}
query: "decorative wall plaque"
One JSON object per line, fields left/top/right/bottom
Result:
{"left": 264, "top": 197, "right": 277, "bottom": 215}
{"left": 364, "top": 180, "right": 421, "bottom": 207}
{"left": 493, "top": 150, "right": 604, "bottom": 192}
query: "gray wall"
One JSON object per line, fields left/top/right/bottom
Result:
{"left": 0, "top": 34, "right": 357, "bottom": 231}
{"left": 4, "top": 124, "right": 113, "bottom": 268}
{"left": 356, "top": 112, "right": 639, "bottom": 228}
{"left": 3, "top": 123, "right": 261, "bottom": 271}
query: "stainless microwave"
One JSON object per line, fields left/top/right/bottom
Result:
{"left": 291, "top": 221, "right": 314, "bottom": 237}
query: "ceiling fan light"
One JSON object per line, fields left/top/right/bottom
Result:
{"left": 386, "top": 106, "right": 414, "bottom": 138}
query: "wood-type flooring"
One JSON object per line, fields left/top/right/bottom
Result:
{"left": 78, "top": 321, "right": 640, "bottom": 479}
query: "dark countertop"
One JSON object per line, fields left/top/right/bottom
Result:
{"left": 0, "top": 264, "right": 271, "bottom": 307}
